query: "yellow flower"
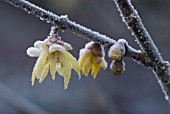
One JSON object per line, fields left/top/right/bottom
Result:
{"left": 78, "top": 41, "right": 107, "bottom": 78}
{"left": 27, "top": 38, "right": 80, "bottom": 89}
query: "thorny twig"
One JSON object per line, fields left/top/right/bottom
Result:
{"left": 2, "top": 0, "right": 170, "bottom": 103}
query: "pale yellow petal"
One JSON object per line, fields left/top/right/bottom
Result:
{"left": 27, "top": 47, "right": 40, "bottom": 57}
{"left": 82, "top": 55, "right": 92, "bottom": 76}
{"left": 83, "top": 58, "right": 92, "bottom": 76}
{"left": 56, "top": 62, "right": 64, "bottom": 76}
{"left": 91, "top": 64, "right": 101, "bottom": 79}
{"left": 35, "top": 48, "right": 49, "bottom": 79}
{"left": 49, "top": 44, "right": 65, "bottom": 53}
{"left": 31, "top": 65, "right": 36, "bottom": 86}
{"left": 39, "top": 63, "right": 50, "bottom": 83}
{"left": 100, "top": 58, "right": 108, "bottom": 69}
{"left": 79, "top": 55, "right": 88, "bottom": 71}
{"left": 49, "top": 54, "right": 57, "bottom": 80}
{"left": 65, "top": 51, "right": 81, "bottom": 79}
{"left": 34, "top": 40, "right": 46, "bottom": 49}
{"left": 59, "top": 52, "right": 71, "bottom": 89}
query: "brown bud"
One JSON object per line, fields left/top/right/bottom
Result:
{"left": 110, "top": 59, "right": 125, "bottom": 75}
{"left": 108, "top": 40, "right": 126, "bottom": 60}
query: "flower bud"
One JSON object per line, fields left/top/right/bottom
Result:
{"left": 110, "top": 59, "right": 125, "bottom": 75}
{"left": 108, "top": 40, "right": 126, "bottom": 60}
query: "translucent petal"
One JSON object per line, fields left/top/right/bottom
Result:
{"left": 39, "top": 63, "right": 50, "bottom": 83}
{"left": 63, "top": 42, "right": 73, "bottom": 50}
{"left": 100, "top": 58, "right": 108, "bottom": 69}
{"left": 91, "top": 64, "right": 101, "bottom": 79}
{"left": 49, "top": 54, "right": 57, "bottom": 80}
{"left": 65, "top": 51, "right": 81, "bottom": 79}
{"left": 59, "top": 52, "right": 71, "bottom": 89}
{"left": 49, "top": 44, "right": 65, "bottom": 53}
{"left": 56, "top": 62, "right": 64, "bottom": 76}
{"left": 27, "top": 47, "right": 40, "bottom": 57}
{"left": 34, "top": 41, "right": 46, "bottom": 48}
{"left": 82, "top": 55, "right": 91, "bottom": 76}
{"left": 31, "top": 65, "right": 36, "bottom": 86}
{"left": 79, "top": 55, "right": 88, "bottom": 71}
{"left": 85, "top": 41, "right": 94, "bottom": 49}
{"left": 35, "top": 48, "right": 49, "bottom": 79}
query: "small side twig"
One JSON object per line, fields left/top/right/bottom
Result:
{"left": 113, "top": 0, "right": 170, "bottom": 102}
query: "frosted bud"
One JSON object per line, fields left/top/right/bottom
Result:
{"left": 110, "top": 60, "right": 125, "bottom": 75}
{"left": 27, "top": 47, "right": 40, "bottom": 57}
{"left": 49, "top": 44, "right": 65, "bottom": 53}
{"left": 108, "top": 41, "right": 126, "bottom": 60}
{"left": 34, "top": 41, "right": 46, "bottom": 48}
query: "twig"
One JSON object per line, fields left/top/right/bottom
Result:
{"left": 113, "top": 0, "right": 170, "bottom": 102}
{"left": 2, "top": 0, "right": 147, "bottom": 66}
{"left": 2, "top": 0, "right": 170, "bottom": 103}
{"left": 0, "top": 83, "right": 51, "bottom": 114}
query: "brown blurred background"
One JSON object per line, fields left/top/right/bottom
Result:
{"left": 0, "top": 0, "right": 170, "bottom": 114}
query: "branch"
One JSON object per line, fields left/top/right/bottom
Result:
{"left": 2, "top": 0, "right": 146, "bottom": 65}
{"left": 2, "top": 0, "right": 170, "bottom": 103}
{"left": 113, "top": 0, "right": 170, "bottom": 102}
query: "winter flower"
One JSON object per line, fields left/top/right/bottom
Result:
{"left": 78, "top": 41, "right": 107, "bottom": 78}
{"left": 27, "top": 37, "right": 80, "bottom": 89}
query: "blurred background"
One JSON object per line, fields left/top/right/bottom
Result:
{"left": 0, "top": 0, "right": 170, "bottom": 114}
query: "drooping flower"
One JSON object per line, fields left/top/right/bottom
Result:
{"left": 27, "top": 34, "right": 80, "bottom": 89}
{"left": 78, "top": 41, "right": 107, "bottom": 78}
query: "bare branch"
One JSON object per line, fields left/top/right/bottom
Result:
{"left": 2, "top": 0, "right": 146, "bottom": 65}
{"left": 3, "top": 0, "right": 170, "bottom": 103}
{"left": 113, "top": 0, "right": 170, "bottom": 103}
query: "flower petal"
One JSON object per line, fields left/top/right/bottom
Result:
{"left": 59, "top": 52, "right": 71, "bottom": 89}
{"left": 27, "top": 47, "right": 40, "bottom": 57}
{"left": 63, "top": 42, "right": 73, "bottom": 50}
{"left": 39, "top": 63, "right": 50, "bottom": 83}
{"left": 91, "top": 64, "right": 101, "bottom": 79}
{"left": 82, "top": 55, "right": 91, "bottom": 76}
{"left": 65, "top": 51, "right": 81, "bottom": 79}
{"left": 49, "top": 54, "right": 57, "bottom": 80}
{"left": 35, "top": 48, "right": 49, "bottom": 79}
{"left": 31, "top": 65, "right": 37, "bottom": 86}
{"left": 49, "top": 44, "right": 65, "bottom": 53}
{"left": 34, "top": 41, "right": 46, "bottom": 49}
{"left": 56, "top": 62, "right": 64, "bottom": 76}
{"left": 79, "top": 55, "right": 88, "bottom": 71}
{"left": 100, "top": 58, "right": 108, "bottom": 69}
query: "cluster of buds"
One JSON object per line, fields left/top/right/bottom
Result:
{"left": 26, "top": 26, "right": 127, "bottom": 89}
{"left": 108, "top": 39, "right": 126, "bottom": 75}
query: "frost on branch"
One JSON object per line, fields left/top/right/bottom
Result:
{"left": 78, "top": 41, "right": 107, "bottom": 79}
{"left": 27, "top": 26, "right": 80, "bottom": 89}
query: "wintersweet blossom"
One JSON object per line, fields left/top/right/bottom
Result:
{"left": 27, "top": 37, "right": 80, "bottom": 89}
{"left": 78, "top": 41, "right": 107, "bottom": 78}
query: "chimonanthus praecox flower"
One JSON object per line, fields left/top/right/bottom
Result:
{"left": 78, "top": 41, "right": 107, "bottom": 78}
{"left": 27, "top": 36, "right": 80, "bottom": 89}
